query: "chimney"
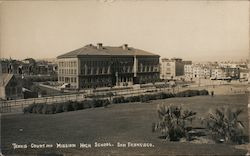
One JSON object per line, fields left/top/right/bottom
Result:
{"left": 122, "top": 44, "right": 128, "bottom": 50}
{"left": 97, "top": 43, "right": 103, "bottom": 49}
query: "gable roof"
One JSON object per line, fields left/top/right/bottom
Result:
{"left": 57, "top": 44, "right": 159, "bottom": 59}
{"left": 0, "top": 74, "right": 14, "bottom": 87}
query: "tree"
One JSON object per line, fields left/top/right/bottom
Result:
{"left": 152, "top": 104, "right": 196, "bottom": 141}
{"left": 203, "top": 107, "right": 245, "bottom": 144}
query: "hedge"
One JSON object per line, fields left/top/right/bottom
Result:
{"left": 23, "top": 99, "right": 110, "bottom": 114}
{"left": 175, "top": 89, "right": 209, "bottom": 97}
{"left": 112, "top": 90, "right": 208, "bottom": 104}
{"left": 23, "top": 89, "right": 209, "bottom": 114}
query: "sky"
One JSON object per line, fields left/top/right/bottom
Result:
{"left": 0, "top": 0, "right": 249, "bottom": 62}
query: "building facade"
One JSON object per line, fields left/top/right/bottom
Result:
{"left": 239, "top": 69, "right": 249, "bottom": 81}
{"left": 211, "top": 67, "right": 240, "bottom": 80}
{"left": 57, "top": 43, "right": 160, "bottom": 89}
{"left": 161, "top": 58, "right": 191, "bottom": 79}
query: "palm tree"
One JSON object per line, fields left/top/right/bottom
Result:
{"left": 203, "top": 107, "right": 245, "bottom": 144}
{"left": 152, "top": 104, "right": 196, "bottom": 141}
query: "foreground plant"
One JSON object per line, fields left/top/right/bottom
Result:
{"left": 152, "top": 104, "right": 196, "bottom": 141}
{"left": 203, "top": 107, "right": 245, "bottom": 144}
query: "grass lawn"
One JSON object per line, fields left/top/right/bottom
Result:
{"left": 1, "top": 94, "right": 249, "bottom": 156}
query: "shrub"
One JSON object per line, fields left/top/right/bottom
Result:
{"left": 23, "top": 100, "right": 84, "bottom": 114}
{"left": 199, "top": 89, "right": 209, "bottom": 95}
{"left": 176, "top": 90, "right": 208, "bottom": 97}
{"left": 126, "top": 96, "right": 140, "bottom": 102}
{"left": 166, "top": 92, "right": 175, "bottom": 98}
{"left": 101, "top": 99, "right": 110, "bottom": 107}
{"left": 155, "top": 92, "right": 167, "bottom": 99}
{"left": 93, "top": 99, "right": 110, "bottom": 108}
{"left": 140, "top": 95, "right": 151, "bottom": 102}
{"left": 42, "top": 105, "right": 48, "bottom": 114}
{"left": 23, "top": 103, "right": 37, "bottom": 113}
{"left": 112, "top": 96, "right": 127, "bottom": 104}
{"left": 72, "top": 101, "right": 83, "bottom": 111}
{"left": 203, "top": 107, "right": 245, "bottom": 144}
{"left": 46, "top": 104, "right": 56, "bottom": 114}
{"left": 83, "top": 100, "right": 95, "bottom": 108}
{"left": 62, "top": 101, "right": 74, "bottom": 112}
{"left": 152, "top": 104, "right": 196, "bottom": 141}
{"left": 55, "top": 103, "right": 64, "bottom": 113}
{"left": 147, "top": 94, "right": 157, "bottom": 100}
{"left": 34, "top": 103, "right": 45, "bottom": 114}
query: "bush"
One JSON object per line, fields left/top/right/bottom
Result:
{"left": 147, "top": 94, "right": 157, "bottom": 100}
{"left": 62, "top": 101, "right": 74, "bottom": 112}
{"left": 155, "top": 92, "right": 167, "bottom": 99}
{"left": 46, "top": 104, "right": 56, "bottom": 114}
{"left": 55, "top": 103, "right": 64, "bottom": 113}
{"left": 82, "top": 100, "right": 95, "bottom": 108}
{"left": 126, "top": 96, "right": 140, "bottom": 102}
{"left": 101, "top": 99, "right": 110, "bottom": 107}
{"left": 199, "top": 89, "right": 209, "bottom": 95}
{"left": 72, "top": 101, "right": 83, "bottom": 111}
{"left": 176, "top": 90, "right": 208, "bottom": 97}
{"left": 42, "top": 105, "right": 48, "bottom": 114}
{"left": 140, "top": 95, "right": 151, "bottom": 102}
{"left": 23, "top": 103, "right": 37, "bottom": 113}
{"left": 24, "top": 100, "right": 90, "bottom": 114}
{"left": 165, "top": 92, "right": 175, "bottom": 98}
{"left": 93, "top": 99, "right": 110, "bottom": 108}
{"left": 34, "top": 103, "right": 45, "bottom": 114}
{"left": 203, "top": 107, "right": 245, "bottom": 144}
{"left": 152, "top": 104, "right": 196, "bottom": 141}
{"left": 112, "top": 96, "right": 127, "bottom": 104}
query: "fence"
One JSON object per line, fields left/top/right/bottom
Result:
{"left": 0, "top": 93, "right": 85, "bottom": 113}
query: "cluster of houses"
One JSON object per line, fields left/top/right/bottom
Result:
{"left": 0, "top": 58, "right": 58, "bottom": 76}
{"left": 160, "top": 58, "right": 249, "bottom": 81}
{"left": 0, "top": 58, "right": 58, "bottom": 100}
{"left": 184, "top": 62, "right": 248, "bottom": 81}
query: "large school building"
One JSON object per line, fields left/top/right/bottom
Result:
{"left": 57, "top": 43, "right": 160, "bottom": 89}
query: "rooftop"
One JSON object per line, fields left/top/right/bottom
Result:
{"left": 57, "top": 44, "right": 159, "bottom": 58}
{"left": 0, "top": 74, "right": 13, "bottom": 87}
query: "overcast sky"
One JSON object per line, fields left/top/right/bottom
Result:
{"left": 0, "top": 1, "right": 249, "bottom": 62}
